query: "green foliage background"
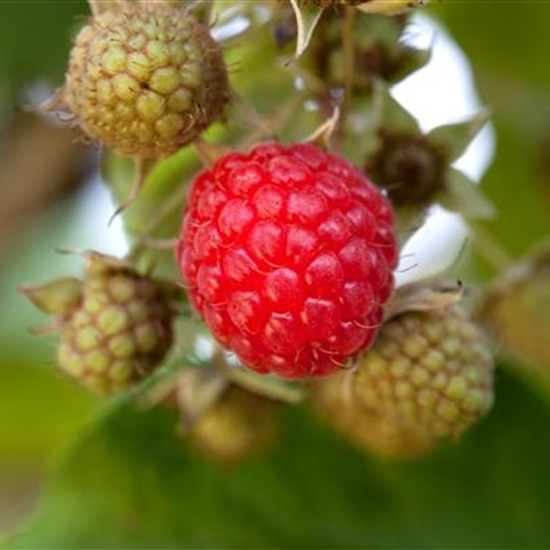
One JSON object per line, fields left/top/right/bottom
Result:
{"left": 0, "top": 1, "right": 549, "bottom": 547}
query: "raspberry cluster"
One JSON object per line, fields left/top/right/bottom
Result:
{"left": 177, "top": 142, "right": 397, "bottom": 378}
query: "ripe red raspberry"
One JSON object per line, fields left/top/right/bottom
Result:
{"left": 177, "top": 143, "right": 397, "bottom": 378}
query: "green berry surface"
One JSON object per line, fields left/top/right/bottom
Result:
{"left": 354, "top": 305, "right": 494, "bottom": 438}
{"left": 312, "top": 370, "right": 436, "bottom": 459}
{"left": 64, "top": 1, "right": 228, "bottom": 157}
{"left": 57, "top": 261, "right": 174, "bottom": 395}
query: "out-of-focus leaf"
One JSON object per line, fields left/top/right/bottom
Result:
{"left": 0, "top": 0, "right": 87, "bottom": 89}
{"left": 437, "top": 3, "right": 550, "bottom": 89}
{"left": 470, "top": 121, "right": 550, "bottom": 258}
{"left": 436, "top": 6, "right": 550, "bottom": 256}
{"left": 0, "top": 363, "right": 96, "bottom": 462}
{"left": 7, "top": 369, "right": 550, "bottom": 549}
{"left": 0, "top": 361, "right": 97, "bottom": 539}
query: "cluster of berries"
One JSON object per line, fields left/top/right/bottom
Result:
{"left": 23, "top": 0, "right": 494, "bottom": 461}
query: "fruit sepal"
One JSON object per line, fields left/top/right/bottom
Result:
{"left": 365, "top": 84, "right": 495, "bottom": 222}
{"left": 19, "top": 277, "right": 83, "bottom": 317}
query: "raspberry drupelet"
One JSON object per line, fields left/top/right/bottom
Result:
{"left": 177, "top": 142, "right": 397, "bottom": 379}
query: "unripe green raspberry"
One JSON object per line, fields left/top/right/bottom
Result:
{"left": 62, "top": 1, "right": 228, "bottom": 158}
{"left": 188, "top": 386, "right": 278, "bottom": 465}
{"left": 354, "top": 305, "right": 495, "bottom": 438}
{"left": 55, "top": 255, "right": 177, "bottom": 395}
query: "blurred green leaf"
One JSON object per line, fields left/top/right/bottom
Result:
{"left": 436, "top": 6, "right": 550, "bottom": 256}
{"left": 470, "top": 121, "right": 550, "bottom": 258}
{"left": 7, "top": 369, "right": 550, "bottom": 549}
{"left": 0, "top": 362, "right": 96, "bottom": 463}
{"left": 437, "top": 3, "right": 550, "bottom": 88}
{"left": 0, "top": 1, "right": 87, "bottom": 89}
{"left": 0, "top": 361, "right": 97, "bottom": 539}
{"left": 101, "top": 146, "right": 200, "bottom": 279}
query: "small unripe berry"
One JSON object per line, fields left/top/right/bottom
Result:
{"left": 56, "top": 256, "right": 177, "bottom": 395}
{"left": 22, "top": 254, "right": 179, "bottom": 396}
{"left": 188, "top": 386, "right": 278, "bottom": 465}
{"left": 354, "top": 305, "right": 495, "bottom": 438}
{"left": 61, "top": 1, "right": 228, "bottom": 158}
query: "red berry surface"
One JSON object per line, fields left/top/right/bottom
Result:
{"left": 177, "top": 143, "right": 397, "bottom": 378}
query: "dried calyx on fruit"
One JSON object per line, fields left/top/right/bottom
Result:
{"left": 177, "top": 142, "right": 397, "bottom": 379}
{"left": 304, "top": 13, "right": 430, "bottom": 94}
{"left": 366, "top": 85, "right": 494, "bottom": 221}
{"left": 367, "top": 130, "right": 447, "bottom": 208}
{"left": 21, "top": 252, "right": 181, "bottom": 396}
{"left": 312, "top": 286, "right": 495, "bottom": 458}
{"left": 46, "top": 0, "right": 228, "bottom": 159}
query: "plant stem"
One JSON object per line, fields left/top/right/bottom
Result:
{"left": 341, "top": 6, "right": 356, "bottom": 126}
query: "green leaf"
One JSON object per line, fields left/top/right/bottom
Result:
{"left": 473, "top": 120, "right": 550, "bottom": 258}
{"left": 7, "top": 369, "right": 550, "bottom": 548}
{"left": 437, "top": 5, "right": 550, "bottom": 258}
{"left": 437, "top": 2, "right": 550, "bottom": 89}
{"left": 427, "top": 110, "right": 490, "bottom": 163}
{"left": 0, "top": 0, "right": 87, "bottom": 88}
{"left": 439, "top": 168, "right": 496, "bottom": 220}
